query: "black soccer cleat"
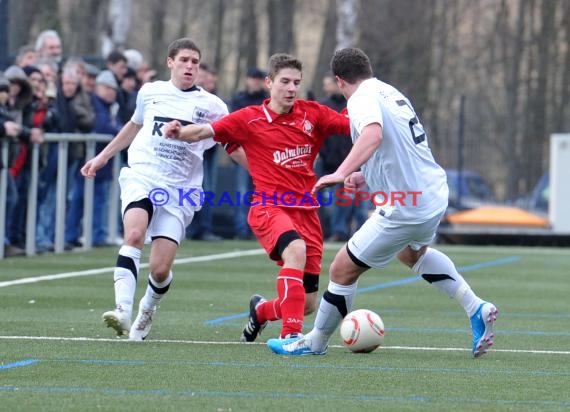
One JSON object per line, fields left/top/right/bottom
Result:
{"left": 241, "top": 294, "right": 268, "bottom": 342}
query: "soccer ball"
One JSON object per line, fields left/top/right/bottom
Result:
{"left": 340, "top": 309, "right": 385, "bottom": 353}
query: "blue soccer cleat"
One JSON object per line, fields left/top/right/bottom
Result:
{"left": 267, "top": 334, "right": 327, "bottom": 356}
{"left": 470, "top": 302, "right": 499, "bottom": 358}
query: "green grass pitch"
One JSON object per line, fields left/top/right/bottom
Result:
{"left": 1, "top": 241, "right": 569, "bottom": 411}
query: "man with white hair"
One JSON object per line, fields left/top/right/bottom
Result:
{"left": 35, "top": 30, "right": 63, "bottom": 63}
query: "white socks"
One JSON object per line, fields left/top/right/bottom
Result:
{"left": 413, "top": 248, "right": 483, "bottom": 317}
{"left": 113, "top": 245, "right": 141, "bottom": 315}
{"left": 308, "top": 281, "right": 358, "bottom": 350}
{"left": 139, "top": 271, "right": 173, "bottom": 311}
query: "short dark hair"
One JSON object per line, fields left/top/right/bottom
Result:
{"left": 199, "top": 62, "right": 217, "bottom": 75}
{"left": 106, "top": 50, "right": 127, "bottom": 65}
{"left": 167, "top": 38, "right": 201, "bottom": 60}
{"left": 331, "top": 48, "right": 373, "bottom": 84}
{"left": 267, "top": 53, "right": 302, "bottom": 80}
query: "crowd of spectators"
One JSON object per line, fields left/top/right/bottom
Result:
{"left": 1, "top": 30, "right": 154, "bottom": 257}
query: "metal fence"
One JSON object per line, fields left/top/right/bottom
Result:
{"left": 0, "top": 133, "right": 119, "bottom": 259}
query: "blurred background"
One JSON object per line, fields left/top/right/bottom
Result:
{"left": 3, "top": 0, "right": 569, "bottom": 201}
{"left": 0, "top": 0, "right": 569, "bottom": 247}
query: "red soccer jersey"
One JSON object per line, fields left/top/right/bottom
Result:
{"left": 212, "top": 99, "right": 349, "bottom": 208}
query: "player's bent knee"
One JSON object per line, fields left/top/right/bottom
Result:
{"left": 148, "top": 263, "right": 171, "bottom": 281}
{"left": 330, "top": 252, "right": 362, "bottom": 285}
{"left": 124, "top": 228, "right": 146, "bottom": 247}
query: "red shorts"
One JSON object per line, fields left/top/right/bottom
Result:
{"left": 247, "top": 204, "right": 323, "bottom": 275}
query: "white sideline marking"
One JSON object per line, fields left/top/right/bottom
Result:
{"left": 0, "top": 244, "right": 346, "bottom": 289}
{"left": 0, "top": 249, "right": 266, "bottom": 288}
{"left": 0, "top": 335, "right": 568, "bottom": 355}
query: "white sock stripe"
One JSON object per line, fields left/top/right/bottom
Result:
{"left": 279, "top": 279, "right": 289, "bottom": 305}
{"left": 277, "top": 276, "right": 303, "bottom": 283}
{"left": 148, "top": 271, "right": 173, "bottom": 289}
{"left": 327, "top": 280, "right": 358, "bottom": 296}
{"left": 119, "top": 245, "right": 142, "bottom": 259}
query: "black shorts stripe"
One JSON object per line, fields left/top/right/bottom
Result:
{"left": 124, "top": 198, "right": 154, "bottom": 225}
{"left": 346, "top": 244, "right": 370, "bottom": 269}
{"left": 303, "top": 273, "right": 319, "bottom": 293}
{"left": 272, "top": 230, "right": 302, "bottom": 260}
{"left": 150, "top": 235, "right": 179, "bottom": 246}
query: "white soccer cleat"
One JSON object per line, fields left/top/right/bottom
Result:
{"left": 102, "top": 306, "right": 131, "bottom": 337}
{"left": 129, "top": 307, "right": 156, "bottom": 341}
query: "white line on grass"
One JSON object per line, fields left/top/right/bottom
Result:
{"left": 0, "top": 249, "right": 266, "bottom": 288}
{"left": 0, "top": 335, "right": 568, "bottom": 355}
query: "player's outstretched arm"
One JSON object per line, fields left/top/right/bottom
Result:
{"left": 312, "top": 124, "right": 381, "bottom": 193}
{"left": 164, "top": 120, "right": 214, "bottom": 142}
{"left": 81, "top": 121, "right": 142, "bottom": 178}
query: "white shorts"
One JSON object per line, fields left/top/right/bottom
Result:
{"left": 347, "top": 210, "right": 445, "bottom": 269}
{"left": 118, "top": 167, "right": 199, "bottom": 244}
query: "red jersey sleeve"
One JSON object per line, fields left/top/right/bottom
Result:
{"left": 318, "top": 103, "right": 350, "bottom": 136}
{"left": 210, "top": 109, "right": 248, "bottom": 146}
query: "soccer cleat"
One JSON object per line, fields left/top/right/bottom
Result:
{"left": 267, "top": 334, "right": 327, "bottom": 356}
{"left": 470, "top": 302, "right": 499, "bottom": 358}
{"left": 129, "top": 307, "right": 156, "bottom": 341}
{"left": 241, "top": 294, "right": 268, "bottom": 342}
{"left": 102, "top": 306, "right": 131, "bottom": 337}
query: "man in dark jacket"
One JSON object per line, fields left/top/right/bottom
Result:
{"left": 65, "top": 70, "right": 121, "bottom": 248}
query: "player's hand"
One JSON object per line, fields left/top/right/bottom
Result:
{"left": 30, "top": 127, "right": 44, "bottom": 144}
{"left": 312, "top": 172, "right": 345, "bottom": 194}
{"left": 3, "top": 120, "right": 20, "bottom": 138}
{"left": 344, "top": 171, "right": 366, "bottom": 191}
{"left": 164, "top": 120, "right": 181, "bottom": 139}
{"left": 81, "top": 156, "right": 107, "bottom": 178}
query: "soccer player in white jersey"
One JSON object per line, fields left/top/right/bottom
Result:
{"left": 81, "top": 38, "right": 245, "bottom": 341}
{"left": 268, "top": 47, "right": 498, "bottom": 358}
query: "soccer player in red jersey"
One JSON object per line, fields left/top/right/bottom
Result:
{"left": 164, "top": 53, "right": 349, "bottom": 346}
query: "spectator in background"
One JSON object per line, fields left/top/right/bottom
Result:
{"left": 317, "top": 73, "right": 367, "bottom": 242}
{"left": 22, "top": 65, "right": 61, "bottom": 253}
{"left": 229, "top": 67, "right": 268, "bottom": 240}
{"left": 120, "top": 67, "right": 138, "bottom": 124}
{"left": 35, "top": 30, "right": 63, "bottom": 65}
{"left": 105, "top": 50, "right": 131, "bottom": 124}
{"left": 66, "top": 70, "right": 122, "bottom": 249}
{"left": 55, "top": 67, "right": 95, "bottom": 197}
{"left": 15, "top": 45, "right": 38, "bottom": 68}
{"left": 1, "top": 73, "right": 42, "bottom": 257}
{"left": 187, "top": 62, "right": 222, "bottom": 241}
{"left": 1, "top": 74, "right": 25, "bottom": 257}
{"left": 123, "top": 48, "right": 156, "bottom": 90}
{"left": 34, "top": 58, "right": 59, "bottom": 101}
{"left": 3, "top": 65, "right": 43, "bottom": 249}
{"left": 82, "top": 63, "right": 100, "bottom": 94}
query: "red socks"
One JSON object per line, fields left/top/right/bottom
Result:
{"left": 256, "top": 267, "right": 305, "bottom": 337}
